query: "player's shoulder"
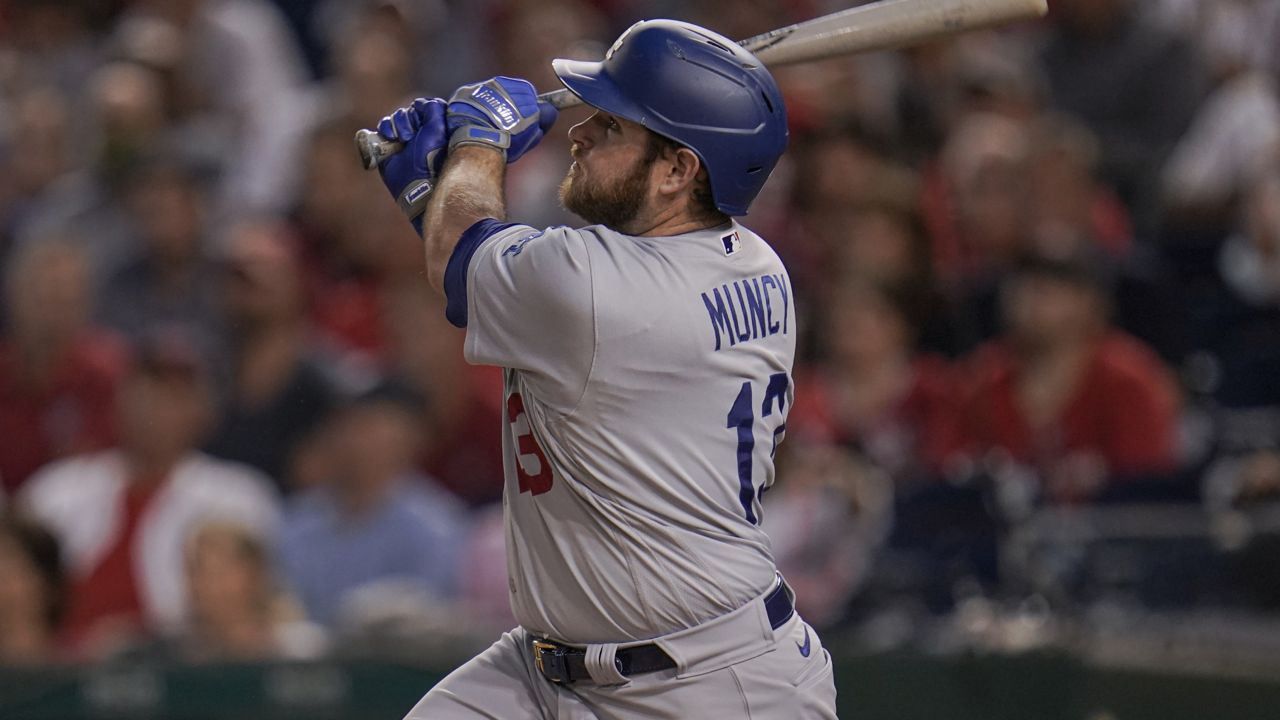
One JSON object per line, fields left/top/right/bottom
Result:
{"left": 464, "top": 219, "right": 594, "bottom": 264}
{"left": 447, "top": 219, "right": 602, "bottom": 329}
{"left": 584, "top": 220, "right": 779, "bottom": 263}
{"left": 466, "top": 218, "right": 783, "bottom": 278}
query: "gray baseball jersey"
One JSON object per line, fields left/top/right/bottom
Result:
{"left": 445, "top": 217, "right": 796, "bottom": 644}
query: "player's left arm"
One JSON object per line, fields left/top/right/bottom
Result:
{"left": 422, "top": 146, "right": 508, "bottom": 293}
{"left": 373, "top": 98, "right": 492, "bottom": 292}
{"left": 425, "top": 76, "right": 558, "bottom": 292}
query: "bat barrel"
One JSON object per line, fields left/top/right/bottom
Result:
{"left": 746, "top": 0, "right": 1048, "bottom": 66}
{"left": 354, "top": 0, "right": 1047, "bottom": 169}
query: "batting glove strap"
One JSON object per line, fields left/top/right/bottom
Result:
{"left": 448, "top": 123, "right": 511, "bottom": 157}
{"left": 397, "top": 177, "right": 435, "bottom": 219}
{"left": 393, "top": 144, "right": 445, "bottom": 234}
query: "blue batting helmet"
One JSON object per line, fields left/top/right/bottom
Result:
{"left": 552, "top": 19, "right": 788, "bottom": 216}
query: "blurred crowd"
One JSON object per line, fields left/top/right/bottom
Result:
{"left": 0, "top": 0, "right": 1278, "bottom": 667}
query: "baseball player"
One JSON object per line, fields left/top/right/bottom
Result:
{"left": 374, "top": 19, "right": 838, "bottom": 719}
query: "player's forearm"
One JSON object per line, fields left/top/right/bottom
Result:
{"left": 422, "top": 146, "right": 508, "bottom": 293}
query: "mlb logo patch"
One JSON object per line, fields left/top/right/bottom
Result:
{"left": 721, "top": 232, "right": 742, "bottom": 256}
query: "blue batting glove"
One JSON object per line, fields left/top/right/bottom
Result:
{"left": 377, "top": 97, "right": 448, "bottom": 234}
{"left": 446, "top": 76, "right": 558, "bottom": 163}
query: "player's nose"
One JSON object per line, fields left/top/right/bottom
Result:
{"left": 567, "top": 117, "right": 594, "bottom": 149}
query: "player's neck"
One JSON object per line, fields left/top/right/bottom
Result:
{"left": 627, "top": 208, "right": 730, "bottom": 237}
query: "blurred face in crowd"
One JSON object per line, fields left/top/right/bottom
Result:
{"left": 839, "top": 208, "right": 922, "bottom": 285}
{"left": 118, "top": 356, "right": 214, "bottom": 465}
{"left": 286, "top": 422, "right": 338, "bottom": 494}
{"left": 128, "top": 164, "right": 205, "bottom": 266}
{"left": 826, "top": 281, "right": 911, "bottom": 367}
{"left": 330, "top": 401, "right": 422, "bottom": 502}
{"left": 302, "top": 127, "right": 361, "bottom": 238}
{"left": 957, "top": 159, "right": 1030, "bottom": 265}
{"left": 222, "top": 221, "right": 304, "bottom": 328}
{"left": 10, "top": 89, "right": 72, "bottom": 197}
{"left": 1027, "top": 123, "right": 1100, "bottom": 248}
{"left": 185, "top": 524, "right": 270, "bottom": 625}
{"left": 805, "top": 135, "right": 883, "bottom": 217}
{"left": 1003, "top": 273, "right": 1103, "bottom": 350}
{"left": 91, "top": 62, "right": 167, "bottom": 176}
{"left": 339, "top": 26, "right": 412, "bottom": 123}
{"left": 5, "top": 242, "right": 91, "bottom": 350}
{"left": 947, "top": 114, "right": 1031, "bottom": 266}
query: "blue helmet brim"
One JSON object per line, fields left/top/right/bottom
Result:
{"left": 552, "top": 58, "right": 651, "bottom": 130}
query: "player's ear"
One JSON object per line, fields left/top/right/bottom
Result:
{"left": 658, "top": 147, "right": 702, "bottom": 195}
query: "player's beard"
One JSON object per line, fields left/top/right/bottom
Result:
{"left": 559, "top": 153, "right": 653, "bottom": 231}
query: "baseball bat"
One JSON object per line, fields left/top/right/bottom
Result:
{"left": 355, "top": 0, "right": 1047, "bottom": 170}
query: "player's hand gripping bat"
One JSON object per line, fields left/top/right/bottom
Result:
{"left": 355, "top": 0, "right": 1048, "bottom": 170}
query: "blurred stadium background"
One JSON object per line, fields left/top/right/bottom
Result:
{"left": 1, "top": 0, "right": 1279, "bottom": 717}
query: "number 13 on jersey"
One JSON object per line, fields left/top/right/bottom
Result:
{"left": 726, "top": 373, "right": 789, "bottom": 524}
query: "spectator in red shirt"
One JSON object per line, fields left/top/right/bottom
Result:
{"left": 960, "top": 249, "right": 1181, "bottom": 503}
{"left": 0, "top": 239, "right": 126, "bottom": 497}
{"left": 18, "top": 328, "right": 279, "bottom": 659}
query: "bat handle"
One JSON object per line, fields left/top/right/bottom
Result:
{"left": 355, "top": 129, "right": 401, "bottom": 171}
{"left": 354, "top": 88, "right": 583, "bottom": 170}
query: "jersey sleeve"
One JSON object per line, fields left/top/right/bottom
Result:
{"left": 444, "top": 218, "right": 596, "bottom": 411}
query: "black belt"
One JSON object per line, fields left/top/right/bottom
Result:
{"left": 532, "top": 580, "right": 795, "bottom": 685}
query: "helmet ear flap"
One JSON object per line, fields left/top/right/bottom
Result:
{"left": 552, "top": 19, "right": 788, "bottom": 216}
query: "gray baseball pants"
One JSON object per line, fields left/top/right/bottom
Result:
{"left": 403, "top": 611, "right": 838, "bottom": 719}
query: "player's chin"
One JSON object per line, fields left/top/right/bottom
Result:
{"left": 557, "top": 171, "right": 578, "bottom": 210}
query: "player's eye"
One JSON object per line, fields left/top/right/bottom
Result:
{"left": 606, "top": 116, "right": 620, "bottom": 131}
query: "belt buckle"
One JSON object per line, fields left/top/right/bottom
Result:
{"left": 533, "top": 639, "right": 569, "bottom": 684}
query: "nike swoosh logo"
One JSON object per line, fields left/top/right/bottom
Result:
{"left": 797, "top": 626, "right": 811, "bottom": 657}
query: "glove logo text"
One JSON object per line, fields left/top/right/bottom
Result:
{"left": 472, "top": 86, "right": 519, "bottom": 130}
